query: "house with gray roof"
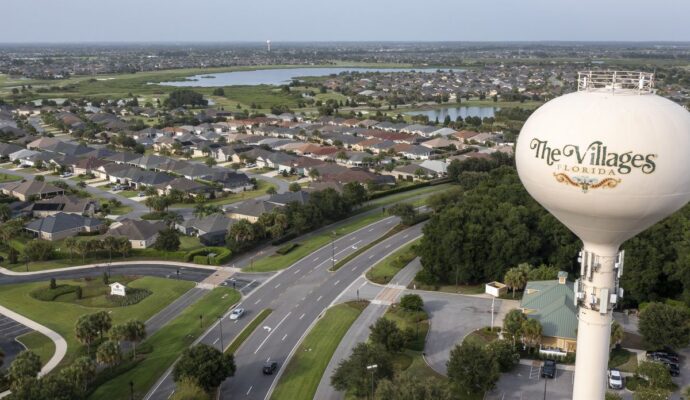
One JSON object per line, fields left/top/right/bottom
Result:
{"left": 25, "top": 212, "right": 104, "bottom": 241}
{"left": 519, "top": 272, "right": 577, "bottom": 354}
{"left": 106, "top": 219, "right": 167, "bottom": 249}
{"left": 176, "top": 213, "right": 235, "bottom": 245}
{"left": 0, "top": 180, "right": 65, "bottom": 201}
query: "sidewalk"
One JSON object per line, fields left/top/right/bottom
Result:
{"left": 0, "top": 260, "right": 225, "bottom": 276}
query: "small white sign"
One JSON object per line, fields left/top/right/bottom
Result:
{"left": 109, "top": 282, "right": 127, "bottom": 297}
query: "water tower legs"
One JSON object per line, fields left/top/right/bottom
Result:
{"left": 572, "top": 244, "right": 619, "bottom": 400}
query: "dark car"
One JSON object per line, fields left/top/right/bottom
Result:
{"left": 647, "top": 350, "right": 681, "bottom": 364}
{"left": 666, "top": 363, "right": 681, "bottom": 377}
{"left": 263, "top": 361, "right": 278, "bottom": 375}
{"left": 541, "top": 359, "right": 557, "bottom": 379}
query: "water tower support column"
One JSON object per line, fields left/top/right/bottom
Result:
{"left": 572, "top": 245, "right": 621, "bottom": 400}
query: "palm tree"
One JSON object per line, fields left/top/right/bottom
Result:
{"left": 521, "top": 318, "right": 542, "bottom": 352}
{"left": 610, "top": 321, "right": 624, "bottom": 349}
{"left": 308, "top": 168, "right": 320, "bottom": 182}
{"left": 0, "top": 203, "right": 10, "bottom": 222}
{"left": 96, "top": 340, "right": 121, "bottom": 368}
{"left": 504, "top": 264, "right": 529, "bottom": 298}
{"left": 102, "top": 236, "right": 119, "bottom": 263}
{"left": 125, "top": 320, "right": 147, "bottom": 359}
{"left": 75, "top": 240, "right": 90, "bottom": 264}
{"left": 117, "top": 237, "right": 132, "bottom": 258}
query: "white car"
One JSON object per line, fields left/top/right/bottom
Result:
{"left": 229, "top": 308, "right": 245, "bottom": 320}
{"left": 608, "top": 369, "right": 624, "bottom": 390}
{"left": 60, "top": 172, "right": 73, "bottom": 178}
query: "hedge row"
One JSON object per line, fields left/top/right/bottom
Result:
{"left": 186, "top": 247, "right": 232, "bottom": 265}
{"left": 276, "top": 243, "right": 299, "bottom": 255}
{"left": 30, "top": 284, "right": 78, "bottom": 301}
{"left": 367, "top": 178, "right": 450, "bottom": 201}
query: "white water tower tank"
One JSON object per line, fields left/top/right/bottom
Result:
{"left": 515, "top": 71, "right": 690, "bottom": 400}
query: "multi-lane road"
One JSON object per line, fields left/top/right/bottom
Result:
{"left": 146, "top": 216, "right": 423, "bottom": 400}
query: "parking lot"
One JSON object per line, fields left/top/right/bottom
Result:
{"left": 0, "top": 314, "right": 33, "bottom": 369}
{"left": 486, "top": 363, "right": 575, "bottom": 400}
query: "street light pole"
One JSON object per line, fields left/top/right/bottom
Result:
{"left": 366, "top": 364, "right": 378, "bottom": 400}
{"left": 491, "top": 296, "right": 495, "bottom": 331}
{"left": 331, "top": 231, "right": 336, "bottom": 269}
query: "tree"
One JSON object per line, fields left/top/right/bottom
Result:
{"left": 388, "top": 203, "right": 417, "bottom": 226}
{"left": 606, "top": 392, "right": 624, "bottom": 400}
{"left": 23, "top": 240, "right": 54, "bottom": 262}
{"left": 173, "top": 344, "right": 236, "bottom": 392}
{"left": 111, "top": 320, "right": 147, "bottom": 358}
{"left": 375, "top": 375, "right": 451, "bottom": 400}
{"left": 288, "top": 182, "right": 301, "bottom": 192}
{"left": 171, "top": 378, "right": 210, "bottom": 400}
{"left": 486, "top": 340, "right": 519, "bottom": 372}
{"left": 265, "top": 186, "right": 277, "bottom": 195}
{"left": 154, "top": 228, "right": 181, "bottom": 251}
{"left": 331, "top": 343, "right": 394, "bottom": 398}
{"left": 7, "top": 350, "right": 41, "bottom": 390}
{"left": 639, "top": 302, "right": 690, "bottom": 350}
{"left": 504, "top": 264, "right": 530, "bottom": 298}
{"left": 75, "top": 314, "right": 98, "bottom": 351}
{"left": 96, "top": 340, "right": 122, "bottom": 367}
{"left": 0, "top": 203, "right": 10, "bottom": 222}
{"left": 502, "top": 309, "right": 526, "bottom": 345}
{"left": 633, "top": 387, "right": 671, "bottom": 400}
{"left": 92, "top": 311, "right": 112, "bottom": 340}
{"left": 399, "top": 294, "right": 424, "bottom": 312}
{"left": 521, "top": 318, "right": 542, "bottom": 351}
{"left": 62, "top": 356, "right": 97, "bottom": 393}
{"left": 637, "top": 361, "right": 673, "bottom": 389}
{"left": 610, "top": 320, "right": 624, "bottom": 349}
{"left": 447, "top": 341, "right": 499, "bottom": 395}
{"left": 342, "top": 182, "right": 368, "bottom": 207}
{"left": 308, "top": 168, "right": 320, "bottom": 181}
{"left": 102, "top": 236, "right": 120, "bottom": 263}
{"left": 49, "top": 277, "right": 56, "bottom": 289}
{"left": 369, "top": 318, "right": 405, "bottom": 352}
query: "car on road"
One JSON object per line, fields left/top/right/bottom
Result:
{"left": 608, "top": 369, "right": 624, "bottom": 389}
{"left": 263, "top": 361, "right": 278, "bottom": 375}
{"left": 229, "top": 308, "right": 245, "bottom": 320}
{"left": 541, "top": 359, "right": 557, "bottom": 379}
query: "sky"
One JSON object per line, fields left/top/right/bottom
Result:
{"left": 2, "top": 0, "right": 689, "bottom": 43}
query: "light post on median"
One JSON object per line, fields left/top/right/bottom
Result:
{"left": 331, "top": 231, "right": 336, "bottom": 269}
{"left": 366, "top": 364, "right": 378, "bottom": 400}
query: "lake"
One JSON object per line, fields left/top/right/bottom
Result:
{"left": 157, "top": 67, "right": 462, "bottom": 87}
{"left": 406, "top": 106, "right": 499, "bottom": 121}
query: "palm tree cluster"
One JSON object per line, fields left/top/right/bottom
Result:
{"left": 64, "top": 236, "right": 132, "bottom": 264}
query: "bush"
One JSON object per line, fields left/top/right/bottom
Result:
{"left": 276, "top": 243, "right": 299, "bottom": 255}
{"left": 106, "top": 288, "right": 152, "bottom": 307}
{"left": 186, "top": 247, "right": 232, "bottom": 265}
{"left": 399, "top": 294, "right": 424, "bottom": 311}
{"left": 30, "top": 284, "right": 78, "bottom": 301}
{"left": 271, "top": 231, "right": 298, "bottom": 246}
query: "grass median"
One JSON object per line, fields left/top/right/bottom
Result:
{"left": 16, "top": 331, "right": 56, "bottom": 368}
{"left": 366, "top": 238, "right": 420, "bottom": 284}
{"left": 329, "top": 224, "right": 406, "bottom": 272}
{"left": 88, "top": 287, "right": 241, "bottom": 400}
{"left": 271, "top": 301, "right": 368, "bottom": 400}
{"left": 226, "top": 308, "right": 272, "bottom": 355}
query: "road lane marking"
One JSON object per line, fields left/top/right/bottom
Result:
{"left": 213, "top": 338, "right": 219, "bottom": 345}
{"left": 403, "top": 234, "right": 409, "bottom": 239}
{"left": 368, "top": 228, "right": 374, "bottom": 232}
{"left": 167, "top": 390, "right": 175, "bottom": 399}
{"left": 254, "top": 298, "right": 262, "bottom": 305}
{"left": 334, "top": 280, "right": 340, "bottom": 286}
{"left": 369, "top": 254, "right": 374, "bottom": 259}
{"left": 313, "top": 257, "right": 320, "bottom": 261}
{"left": 246, "top": 386, "right": 253, "bottom": 395}
{"left": 293, "top": 269, "right": 301, "bottom": 274}
{"left": 317, "top": 295, "right": 323, "bottom": 302}
{"left": 299, "top": 313, "right": 305, "bottom": 320}
{"left": 274, "top": 283, "right": 281, "bottom": 289}
{"left": 282, "top": 334, "right": 287, "bottom": 341}
{"left": 351, "top": 266, "right": 357, "bottom": 271}
{"left": 254, "top": 312, "right": 291, "bottom": 354}
{"left": 385, "top": 244, "right": 391, "bottom": 249}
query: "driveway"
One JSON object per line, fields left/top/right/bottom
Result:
{"left": 486, "top": 363, "right": 575, "bottom": 400}
{"left": 417, "top": 291, "right": 501, "bottom": 375}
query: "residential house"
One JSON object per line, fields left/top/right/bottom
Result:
{"left": 226, "top": 199, "right": 281, "bottom": 223}
{"left": 25, "top": 212, "right": 104, "bottom": 241}
{"left": 155, "top": 177, "right": 211, "bottom": 198}
{"left": 0, "top": 180, "right": 65, "bottom": 201}
{"left": 176, "top": 213, "right": 235, "bottom": 245}
{"left": 106, "top": 219, "right": 167, "bottom": 249}
{"left": 27, "top": 195, "right": 100, "bottom": 217}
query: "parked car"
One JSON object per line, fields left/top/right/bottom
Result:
{"left": 137, "top": 192, "right": 146, "bottom": 197}
{"left": 229, "top": 308, "right": 245, "bottom": 320}
{"left": 608, "top": 369, "right": 624, "bottom": 389}
{"left": 60, "top": 172, "right": 73, "bottom": 178}
{"left": 112, "top": 185, "right": 123, "bottom": 191}
{"left": 263, "top": 361, "right": 278, "bottom": 375}
{"left": 665, "top": 362, "right": 681, "bottom": 377}
{"left": 541, "top": 359, "right": 557, "bottom": 379}
{"left": 647, "top": 350, "right": 681, "bottom": 364}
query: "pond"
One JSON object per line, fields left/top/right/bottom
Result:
{"left": 157, "top": 67, "right": 463, "bottom": 87}
{"left": 406, "top": 106, "right": 499, "bottom": 121}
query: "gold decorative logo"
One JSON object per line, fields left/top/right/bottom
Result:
{"left": 553, "top": 173, "right": 621, "bottom": 193}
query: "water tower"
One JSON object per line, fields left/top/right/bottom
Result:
{"left": 515, "top": 71, "right": 690, "bottom": 400}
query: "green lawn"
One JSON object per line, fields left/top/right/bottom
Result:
{"left": 463, "top": 327, "right": 500, "bottom": 348}
{"left": 366, "top": 238, "right": 420, "bottom": 284}
{"left": 246, "top": 211, "right": 388, "bottom": 272}
{"left": 88, "top": 287, "right": 240, "bottom": 400}
{"left": 16, "top": 331, "right": 56, "bottom": 367}
{"left": 0, "top": 172, "right": 21, "bottom": 183}
{"left": 171, "top": 179, "right": 276, "bottom": 208}
{"left": 609, "top": 347, "right": 638, "bottom": 373}
{"left": 0, "top": 276, "right": 195, "bottom": 368}
{"left": 226, "top": 309, "right": 272, "bottom": 355}
{"left": 271, "top": 301, "right": 368, "bottom": 400}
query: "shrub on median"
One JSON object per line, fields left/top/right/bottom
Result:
{"left": 185, "top": 247, "right": 232, "bottom": 265}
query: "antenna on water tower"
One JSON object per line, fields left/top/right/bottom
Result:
{"left": 515, "top": 71, "right": 690, "bottom": 400}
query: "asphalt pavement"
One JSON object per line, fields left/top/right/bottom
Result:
{"left": 145, "top": 216, "right": 423, "bottom": 400}
{"left": 0, "top": 315, "right": 32, "bottom": 370}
